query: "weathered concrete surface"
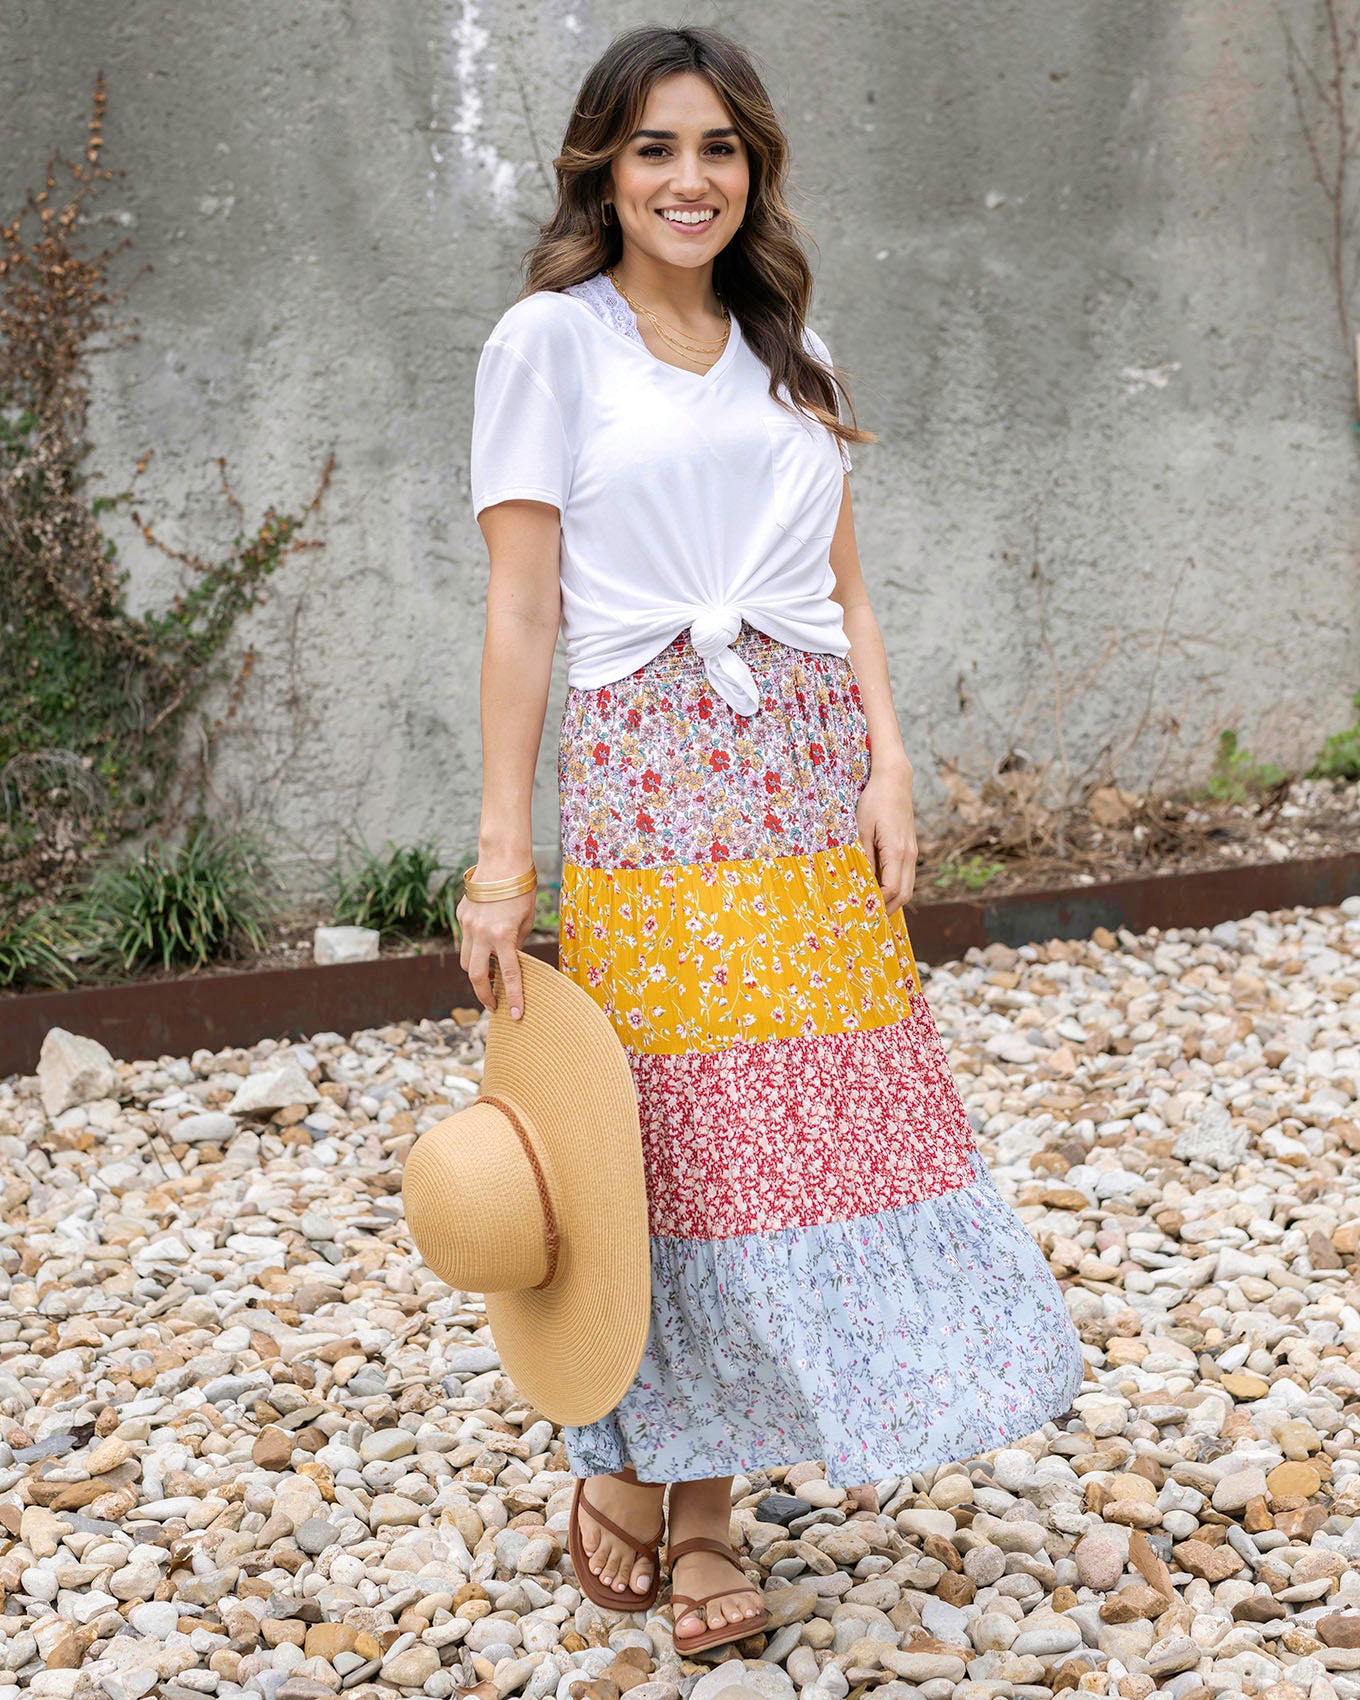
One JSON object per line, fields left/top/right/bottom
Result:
{"left": 3, "top": 1, "right": 1357, "bottom": 894}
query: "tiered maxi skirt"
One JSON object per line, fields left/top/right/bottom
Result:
{"left": 555, "top": 622, "right": 1085, "bottom": 1487}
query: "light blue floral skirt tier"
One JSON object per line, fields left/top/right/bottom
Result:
{"left": 555, "top": 625, "right": 1086, "bottom": 1487}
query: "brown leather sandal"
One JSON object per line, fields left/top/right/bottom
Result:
{"left": 567, "top": 1475, "right": 666, "bottom": 1612}
{"left": 666, "top": 1534, "right": 770, "bottom": 1655}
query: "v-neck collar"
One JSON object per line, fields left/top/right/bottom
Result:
{"left": 559, "top": 273, "right": 742, "bottom": 385}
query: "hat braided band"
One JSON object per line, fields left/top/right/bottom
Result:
{"left": 478, "top": 1093, "right": 561, "bottom": 1290}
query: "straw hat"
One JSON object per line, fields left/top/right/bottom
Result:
{"left": 401, "top": 949, "right": 650, "bottom": 1426}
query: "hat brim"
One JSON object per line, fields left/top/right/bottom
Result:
{"left": 477, "top": 950, "right": 651, "bottom": 1427}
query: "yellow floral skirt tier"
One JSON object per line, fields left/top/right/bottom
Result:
{"left": 556, "top": 622, "right": 1083, "bottom": 1486}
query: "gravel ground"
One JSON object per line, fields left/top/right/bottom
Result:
{"left": 2, "top": 897, "right": 1358, "bottom": 1700}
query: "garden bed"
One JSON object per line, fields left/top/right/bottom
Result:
{"left": 3, "top": 850, "right": 1357, "bottom": 1079}
{"left": 917, "top": 771, "right": 1359, "bottom": 900}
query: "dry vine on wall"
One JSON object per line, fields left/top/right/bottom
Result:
{"left": 1281, "top": 0, "right": 1360, "bottom": 415}
{"left": 0, "top": 72, "right": 335, "bottom": 914}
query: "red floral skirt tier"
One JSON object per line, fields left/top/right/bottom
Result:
{"left": 556, "top": 622, "right": 1083, "bottom": 1486}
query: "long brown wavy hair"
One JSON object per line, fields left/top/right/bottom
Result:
{"left": 516, "top": 25, "right": 874, "bottom": 459}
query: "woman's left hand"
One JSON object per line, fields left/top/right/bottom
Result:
{"left": 855, "top": 757, "right": 918, "bottom": 914}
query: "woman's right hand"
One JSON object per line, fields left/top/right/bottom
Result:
{"left": 456, "top": 872, "right": 536, "bottom": 1021}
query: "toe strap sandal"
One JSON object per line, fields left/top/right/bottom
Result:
{"left": 665, "top": 1534, "right": 771, "bottom": 1654}
{"left": 568, "top": 1476, "right": 666, "bottom": 1612}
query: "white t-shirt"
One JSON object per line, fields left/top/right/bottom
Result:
{"left": 469, "top": 270, "right": 853, "bottom": 715}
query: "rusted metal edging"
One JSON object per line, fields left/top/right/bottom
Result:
{"left": 908, "top": 850, "right": 1360, "bottom": 958}
{"left": 2, "top": 852, "right": 1357, "bottom": 1078}
{"left": 0, "top": 941, "right": 561, "bottom": 1080}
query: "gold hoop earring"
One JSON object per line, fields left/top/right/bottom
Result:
{"left": 601, "top": 201, "right": 615, "bottom": 225}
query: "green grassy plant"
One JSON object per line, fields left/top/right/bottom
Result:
{"left": 933, "top": 856, "right": 1005, "bottom": 893}
{"left": 0, "top": 900, "right": 80, "bottom": 988}
{"left": 1308, "top": 691, "right": 1360, "bottom": 781}
{"left": 1201, "top": 730, "right": 1288, "bottom": 804}
{"left": 329, "top": 838, "right": 464, "bottom": 939}
{"left": 80, "top": 824, "right": 274, "bottom": 974}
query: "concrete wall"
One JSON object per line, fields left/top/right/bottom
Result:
{"left": 3, "top": 1, "right": 1357, "bottom": 897}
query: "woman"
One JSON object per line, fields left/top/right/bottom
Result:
{"left": 457, "top": 23, "right": 1085, "bottom": 1658}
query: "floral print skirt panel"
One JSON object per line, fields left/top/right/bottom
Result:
{"left": 555, "top": 623, "right": 1084, "bottom": 1487}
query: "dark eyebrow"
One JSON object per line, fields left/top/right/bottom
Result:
{"left": 626, "top": 126, "right": 739, "bottom": 141}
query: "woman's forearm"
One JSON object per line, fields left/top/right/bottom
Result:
{"left": 841, "top": 598, "right": 911, "bottom": 774}
{"left": 458, "top": 505, "right": 561, "bottom": 1021}
{"left": 475, "top": 598, "right": 558, "bottom": 871}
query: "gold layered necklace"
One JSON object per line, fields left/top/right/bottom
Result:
{"left": 606, "top": 267, "right": 731, "bottom": 369}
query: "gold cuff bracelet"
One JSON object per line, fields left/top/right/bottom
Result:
{"left": 462, "top": 863, "right": 539, "bottom": 902}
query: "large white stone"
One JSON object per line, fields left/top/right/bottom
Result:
{"left": 880, "top": 1648, "right": 968, "bottom": 1684}
{"left": 314, "top": 924, "right": 381, "bottom": 965}
{"left": 1173, "top": 1099, "right": 1249, "bottom": 1171}
{"left": 896, "top": 1508, "right": 957, "bottom": 1539}
{"left": 358, "top": 1428, "right": 416, "bottom": 1463}
{"left": 368, "top": 1493, "right": 424, "bottom": 1527}
{"left": 796, "top": 1478, "right": 846, "bottom": 1508}
{"left": 1012, "top": 1620, "right": 1082, "bottom": 1657}
{"left": 689, "top": 1662, "right": 796, "bottom": 1700}
{"left": 38, "top": 1027, "right": 119, "bottom": 1117}
{"left": 171, "top": 1111, "right": 236, "bottom": 1145}
{"left": 225, "top": 1062, "right": 319, "bottom": 1115}
{"left": 1212, "top": 1467, "right": 1269, "bottom": 1512}
{"left": 101, "top": 1670, "right": 159, "bottom": 1700}
{"left": 985, "top": 1032, "right": 1037, "bottom": 1065}
{"left": 379, "top": 1644, "right": 439, "bottom": 1686}
{"left": 1145, "top": 1633, "right": 1202, "bottom": 1676}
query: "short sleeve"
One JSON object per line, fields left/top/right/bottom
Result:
{"left": 470, "top": 338, "right": 574, "bottom": 519}
{"left": 803, "top": 325, "right": 853, "bottom": 475}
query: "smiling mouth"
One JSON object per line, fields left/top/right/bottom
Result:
{"left": 657, "top": 208, "right": 718, "bottom": 228}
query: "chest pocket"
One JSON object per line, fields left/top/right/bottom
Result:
{"left": 762, "top": 404, "right": 843, "bottom": 546}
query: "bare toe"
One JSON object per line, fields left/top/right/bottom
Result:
{"left": 601, "top": 1535, "right": 628, "bottom": 1588}
{"left": 613, "top": 1539, "right": 639, "bottom": 1592}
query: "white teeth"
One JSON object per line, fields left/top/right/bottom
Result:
{"left": 660, "top": 209, "right": 714, "bottom": 225}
